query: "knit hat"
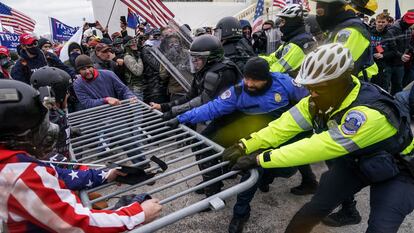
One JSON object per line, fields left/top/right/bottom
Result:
{"left": 75, "top": 54, "right": 94, "bottom": 71}
{"left": 243, "top": 57, "right": 272, "bottom": 81}
{"left": 68, "top": 42, "right": 82, "bottom": 54}
{"left": 38, "top": 38, "right": 52, "bottom": 49}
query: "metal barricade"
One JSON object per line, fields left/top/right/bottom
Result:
{"left": 68, "top": 100, "right": 259, "bottom": 233}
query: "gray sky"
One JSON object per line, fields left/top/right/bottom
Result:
{"left": 2, "top": 0, "right": 95, "bottom": 35}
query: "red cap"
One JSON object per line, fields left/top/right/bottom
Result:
{"left": 19, "top": 33, "right": 37, "bottom": 45}
{"left": 403, "top": 11, "right": 414, "bottom": 25}
{"left": 0, "top": 46, "right": 10, "bottom": 56}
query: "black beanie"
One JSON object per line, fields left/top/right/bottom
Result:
{"left": 243, "top": 57, "right": 271, "bottom": 81}
{"left": 38, "top": 38, "right": 52, "bottom": 49}
{"left": 68, "top": 42, "right": 82, "bottom": 54}
{"left": 75, "top": 54, "right": 94, "bottom": 71}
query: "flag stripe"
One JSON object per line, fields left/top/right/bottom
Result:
{"left": 121, "top": 0, "right": 174, "bottom": 28}
{"left": 121, "top": 0, "right": 162, "bottom": 28}
{"left": 0, "top": 2, "right": 35, "bottom": 35}
{"left": 153, "top": 0, "right": 175, "bottom": 19}
{"left": 148, "top": 1, "right": 169, "bottom": 25}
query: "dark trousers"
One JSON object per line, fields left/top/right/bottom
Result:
{"left": 371, "top": 65, "right": 391, "bottom": 92}
{"left": 285, "top": 157, "right": 414, "bottom": 233}
{"left": 194, "top": 120, "right": 226, "bottom": 194}
{"left": 298, "top": 165, "right": 316, "bottom": 183}
{"left": 233, "top": 167, "right": 297, "bottom": 218}
{"left": 390, "top": 66, "right": 405, "bottom": 95}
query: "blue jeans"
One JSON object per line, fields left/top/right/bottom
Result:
{"left": 233, "top": 167, "right": 297, "bottom": 218}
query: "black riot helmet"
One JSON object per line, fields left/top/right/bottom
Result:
{"left": 0, "top": 79, "right": 59, "bottom": 158}
{"left": 30, "top": 66, "right": 71, "bottom": 105}
{"left": 189, "top": 34, "right": 224, "bottom": 73}
{"left": 214, "top": 16, "right": 243, "bottom": 41}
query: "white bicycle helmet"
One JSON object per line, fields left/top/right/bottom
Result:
{"left": 277, "top": 4, "right": 309, "bottom": 18}
{"left": 295, "top": 43, "right": 354, "bottom": 85}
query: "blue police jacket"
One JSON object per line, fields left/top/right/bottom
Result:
{"left": 177, "top": 72, "right": 309, "bottom": 125}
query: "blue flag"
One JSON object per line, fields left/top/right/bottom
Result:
{"left": 50, "top": 17, "right": 79, "bottom": 42}
{"left": 127, "top": 8, "right": 139, "bottom": 29}
{"left": 0, "top": 32, "right": 20, "bottom": 51}
{"left": 395, "top": 0, "right": 401, "bottom": 20}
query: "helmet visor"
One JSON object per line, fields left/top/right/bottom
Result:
{"left": 189, "top": 55, "right": 208, "bottom": 73}
{"left": 213, "top": 28, "right": 222, "bottom": 41}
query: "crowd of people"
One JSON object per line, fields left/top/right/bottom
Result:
{"left": 1, "top": 0, "right": 414, "bottom": 232}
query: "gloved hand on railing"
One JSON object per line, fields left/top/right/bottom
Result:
{"left": 166, "top": 118, "right": 179, "bottom": 128}
{"left": 162, "top": 111, "right": 174, "bottom": 121}
{"left": 222, "top": 143, "right": 246, "bottom": 166}
{"left": 231, "top": 154, "right": 259, "bottom": 171}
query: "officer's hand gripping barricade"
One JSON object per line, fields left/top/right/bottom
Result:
{"left": 67, "top": 99, "right": 259, "bottom": 233}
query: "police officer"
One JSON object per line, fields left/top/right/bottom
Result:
{"left": 0, "top": 80, "right": 162, "bottom": 232}
{"left": 262, "top": 4, "right": 319, "bottom": 195}
{"left": 224, "top": 43, "right": 414, "bottom": 233}
{"left": 151, "top": 34, "right": 240, "bottom": 118}
{"left": 313, "top": 0, "right": 378, "bottom": 80}
{"left": 214, "top": 16, "right": 255, "bottom": 72}
{"left": 313, "top": 0, "right": 379, "bottom": 225}
{"left": 167, "top": 58, "right": 309, "bottom": 218}
{"left": 261, "top": 4, "right": 316, "bottom": 78}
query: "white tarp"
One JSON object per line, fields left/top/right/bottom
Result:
{"left": 59, "top": 27, "right": 83, "bottom": 62}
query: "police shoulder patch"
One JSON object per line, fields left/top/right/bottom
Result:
{"left": 337, "top": 30, "right": 351, "bottom": 44}
{"left": 281, "top": 44, "right": 291, "bottom": 56}
{"left": 341, "top": 110, "right": 367, "bottom": 135}
{"left": 220, "top": 89, "right": 232, "bottom": 100}
{"left": 274, "top": 93, "right": 282, "bottom": 103}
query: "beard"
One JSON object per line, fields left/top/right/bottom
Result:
{"left": 243, "top": 80, "right": 272, "bottom": 96}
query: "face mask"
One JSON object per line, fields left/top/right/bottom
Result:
{"left": 47, "top": 49, "right": 54, "bottom": 54}
{"left": 27, "top": 47, "right": 40, "bottom": 55}
{"left": 0, "top": 58, "right": 11, "bottom": 68}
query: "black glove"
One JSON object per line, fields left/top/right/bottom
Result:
{"left": 70, "top": 127, "right": 82, "bottom": 138}
{"left": 107, "top": 162, "right": 156, "bottom": 185}
{"left": 231, "top": 154, "right": 259, "bottom": 171}
{"left": 222, "top": 143, "right": 246, "bottom": 166}
{"left": 160, "top": 103, "right": 172, "bottom": 112}
{"left": 162, "top": 111, "right": 174, "bottom": 121}
{"left": 112, "top": 193, "right": 152, "bottom": 209}
{"left": 166, "top": 118, "right": 179, "bottom": 128}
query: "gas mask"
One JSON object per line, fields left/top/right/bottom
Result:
{"left": 30, "top": 116, "right": 60, "bottom": 159}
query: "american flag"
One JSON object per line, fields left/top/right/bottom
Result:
{"left": 273, "top": 0, "right": 287, "bottom": 8}
{"left": 0, "top": 2, "right": 36, "bottom": 35}
{"left": 252, "top": 0, "right": 265, "bottom": 33}
{"left": 0, "top": 149, "right": 146, "bottom": 232}
{"left": 120, "top": 0, "right": 175, "bottom": 28}
{"left": 273, "top": 0, "right": 311, "bottom": 11}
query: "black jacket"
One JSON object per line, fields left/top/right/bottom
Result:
{"left": 141, "top": 45, "right": 168, "bottom": 103}
{"left": 370, "top": 26, "right": 397, "bottom": 67}
{"left": 386, "top": 20, "right": 414, "bottom": 66}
